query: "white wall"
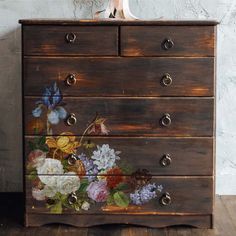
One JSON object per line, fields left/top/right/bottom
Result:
{"left": 0, "top": 0, "right": 235, "bottom": 194}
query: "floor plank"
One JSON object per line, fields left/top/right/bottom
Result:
{"left": 213, "top": 196, "right": 236, "bottom": 236}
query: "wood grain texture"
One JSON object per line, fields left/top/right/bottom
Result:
{"left": 121, "top": 26, "right": 215, "bottom": 57}
{"left": 24, "top": 97, "right": 214, "bottom": 136}
{"left": 25, "top": 177, "right": 213, "bottom": 214}
{"left": 4, "top": 194, "right": 236, "bottom": 234}
{"left": 24, "top": 137, "right": 213, "bottom": 175}
{"left": 23, "top": 26, "right": 118, "bottom": 56}
{"left": 19, "top": 19, "right": 219, "bottom": 26}
{"left": 23, "top": 57, "right": 214, "bottom": 97}
{"left": 25, "top": 214, "right": 212, "bottom": 228}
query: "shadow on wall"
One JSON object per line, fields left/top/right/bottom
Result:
{"left": 0, "top": 26, "right": 23, "bottom": 192}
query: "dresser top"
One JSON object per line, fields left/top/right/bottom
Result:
{"left": 19, "top": 19, "right": 218, "bottom": 26}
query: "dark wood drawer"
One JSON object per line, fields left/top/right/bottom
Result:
{"left": 24, "top": 97, "right": 213, "bottom": 136}
{"left": 25, "top": 137, "right": 213, "bottom": 176}
{"left": 23, "top": 26, "right": 118, "bottom": 56}
{"left": 24, "top": 57, "right": 214, "bottom": 97}
{"left": 26, "top": 176, "right": 213, "bottom": 214}
{"left": 121, "top": 26, "right": 215, "bottom": 57}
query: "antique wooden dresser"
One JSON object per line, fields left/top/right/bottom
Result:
{"left": 19, "top": 19, "right": 217, "bottom": 228}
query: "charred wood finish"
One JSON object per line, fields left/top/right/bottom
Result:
{"left": 24, "top": 57, "right": 214, "bottom": 97}
{"left": 20, "top": 19, "right": 217, "bottom": 228}
{"left": 24, "top": 137, "right": 213, "bottom": 175}
{"left": 121, "top": 26, "right": 215, "bottom": 57}
{"left": 26, "top": 177, "right": 213, "bottom": 214}
{"left": 24, "top": 97, "right": 214, "bottom": 136}
{"left": 23, "top": 26, "right": 119, "bottom": 56}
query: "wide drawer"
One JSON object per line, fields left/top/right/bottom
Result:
{"left": 24, "top": 97, "right": 214, "bottom": 136}
{"left": 24, "top": 57, "right": 214, "bottom": 97}
{"left": 25, "top": 136, "right": 213, "bottom": 176}
{"left": 121, "top": 26, "right": 215, "bottom": 57}
{"left": 23, "top": 26, "right": 118, "bottom": 56}
{"left": 26, "top": 176, "right": 213, "bottom": 214}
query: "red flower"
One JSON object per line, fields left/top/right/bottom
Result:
{"left": 106, "top": 167, "right": 124, "bottom": 189}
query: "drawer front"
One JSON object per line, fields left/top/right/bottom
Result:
{"left": 23, "top": 26, "right": 118, "bottom": 56}
{"left": 26, "top": 176, "right": 213, "bottom": 214}
{"left": 24, "top": 97, "right": 213, "bottom": 136}
{"left": 121, "top": 26, "right": 215, "bottom": 56}
{"left": 25, "top": 136, "right": 213, "bottom": 176}
{"left": 24, "top": 57, "right": 214, "bottom": 97}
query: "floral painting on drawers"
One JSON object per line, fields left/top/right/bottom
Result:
{"left": 27, "top": 82, "right": 163, "bottom": 214}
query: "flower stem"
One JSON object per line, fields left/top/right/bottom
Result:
{"left": 79, "top": 123, "right": 94, "bottom": 144}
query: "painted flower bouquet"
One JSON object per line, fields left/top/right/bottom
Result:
{"left": 27, "top": 82, "right": 163, "bottom": 214}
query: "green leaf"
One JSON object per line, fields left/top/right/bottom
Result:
{"left": 38, "top": 136, "right": 46, "bottom": 146}
{"left": 49, "top": 201, "right": 62, "bottom": 214}
{"left": 27, "top": 169, "right": 37, "bottom": 180}
{"left": 114, "top": 183, "right": 129, "bottom": 191}
{"left": 78, "top": 179, "right": 89, "bottom": 193}
{"left": 28, "top": 141, "right": 35, "bottom": 151}
{"left": 106, "top": 195, "right": 115, "bottom": 205}
{"left": 118, "top": 161, "right": 134, "bottom": 175}
{"left": 113, "top": 191, "right": 129, "bottom": 208}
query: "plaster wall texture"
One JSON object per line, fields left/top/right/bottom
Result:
{"left": 0, "top": 0, "right": 235, "bottom": 194}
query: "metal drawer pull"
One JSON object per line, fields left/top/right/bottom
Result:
{"left": 67, "top": 154, "right": 77, "bottom": 165}
{"left": 160, "top": 154, "right": 172, "bottom": 167}
{"left": 66, "top": 113, "right": 77, "bottom": 126}
{"left": 160, "top": 192, "right": 171, "bottom": 206}
{"left": 65, "top": 74, "right": 76, "bottom": 86}
{"left": 162, "top": 38, "right": 174, "bottom": 50}
{"left": 161, "top": 73, "right": 172, "bottom": 87}
{"left": 65, "top": 32, "right": 77, "bottom": 43}
{"left": 160, "top": 113, "right": 171, "bottom": 127}
{"left": 68, "top": 193, "right": 78, "bottom": 205}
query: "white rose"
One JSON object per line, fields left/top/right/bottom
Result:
{"left": 38, "top": 175, "right": 58, "bottom": 187}
{"left": 37, "top": 158, "right": 64, "bottom": 175}
{"left": 43, "top": 185, "right": 57, "bottom": 198}
{"left": 32, "top": 188, "right": 45, "bottom": 201}
{"left": 91, "top": 144, "right": 121, "bottom": 170}
{"left": 81, "top": 201, "right": 90, "bottom": 211}
{"left": 57, "top": 172, "right": 80, "bottom": 195}
{"left": 37, "top": 158, "right": 64, "bottom": 186}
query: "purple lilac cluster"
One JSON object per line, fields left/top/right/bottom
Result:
{"left": 77, "top": 153, "right": 98, "bottom": 182}
{"left": 130, "top": 183, "right": 162, "bottom": 205}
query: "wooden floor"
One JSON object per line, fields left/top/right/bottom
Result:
{"left": 0, "top": 194, "right": 235, "bottom": 236}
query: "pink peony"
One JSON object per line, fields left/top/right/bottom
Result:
{"left": 28, "top": 149, "right": 46, "bottom": 168}
{"left": 86, "top": 180, "right": 108, "bottom": 202}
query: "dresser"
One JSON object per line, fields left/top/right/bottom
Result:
{"left": 19, "top": 19, "right": 217, "bottom": 228}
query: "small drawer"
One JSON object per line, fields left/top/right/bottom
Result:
{"left": 24, "top": 57, "right": 214, "bottom": 97}
{"left": 25, "top": 136, "right": 213, "bottom": 176}
{"left": 26, "top": 176, "right": 213, "bottom": 214}
{"left": 24, "top": 97, "right": 213, "bottom": 136}
{"left": 121, "top": 26, "right": 215, "bottom": 57}
{"left": 23, "top": 26, "right": 118, "bottom": 56}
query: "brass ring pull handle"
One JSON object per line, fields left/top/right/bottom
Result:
{"left": 65, "top": 74, "right": 76, "bottom": 86}
{"left": 161, "top": 73, "right": 172, "bottom": 87}
{"left": 160, "top": 192, "right": 171, "bottom": 206}
{"left": 68, "top": 193, "right": 78, "bottom": 205}
{"left": 160, "top": 113, "right": 171, "bottom": 127}
{"left": 160, "top": 154, "right": 172, "bottom": 167}
{"left": 67, "top": 154, "right": 77, "bottom": 165}
{"left": 65, "top": 32, "right": 77, "bottom": 43}
{"left": 66, "top": 113, "right": 77, "bottom": 126}
{"left": 162, "top": 38, "right": 174, "bottom": 50}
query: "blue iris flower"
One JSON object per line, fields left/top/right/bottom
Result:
{"left": 32, "top": 82, "right": 67, "bottom": 125}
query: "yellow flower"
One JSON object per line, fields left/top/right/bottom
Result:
{"left": 46, "top": 132, "right": 80, "bottom": 156}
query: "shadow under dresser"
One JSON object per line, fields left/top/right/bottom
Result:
{"left": 19, "top": 19, "right": 218, "bottom": 228}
